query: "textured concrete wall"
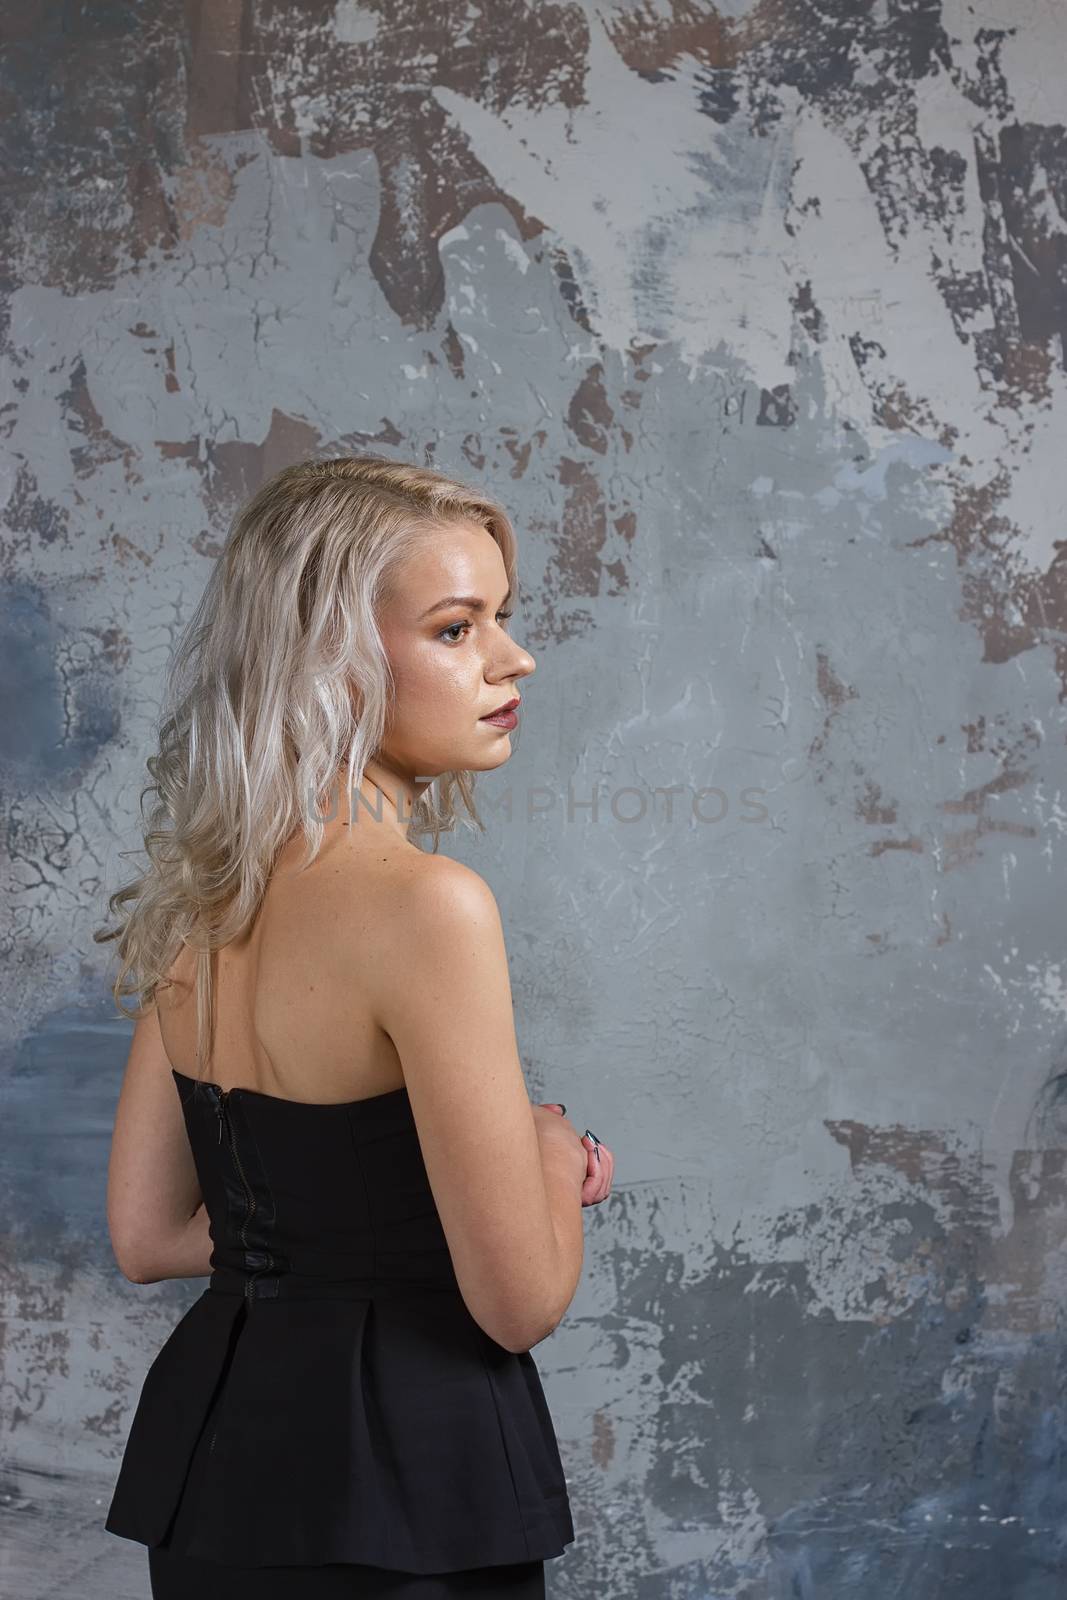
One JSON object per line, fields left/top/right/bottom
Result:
{"left": 3, "top": 3, "right": 1067, "bottom": 1595}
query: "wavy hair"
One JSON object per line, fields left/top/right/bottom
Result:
{"left": 94, "top": 453, "right": 519, "bottom": 1080}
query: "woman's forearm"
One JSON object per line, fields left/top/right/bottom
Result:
{"left": 539, "top": 1142, "right": 585, "bottom": 1331}
{"left": 134, "top": 1204, "right": 215, "bottom": 1284}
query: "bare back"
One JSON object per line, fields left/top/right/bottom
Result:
{"left": 156, "top": 797, "right": 428, "bottom": 1104}
{"left": 155, "top": 773, "right": 579, "bottom": 1352}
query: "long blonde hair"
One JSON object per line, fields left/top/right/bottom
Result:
{"left": 94, "top": 453, "right": 519, "bottom": 1080}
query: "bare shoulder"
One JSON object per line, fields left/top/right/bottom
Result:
{"left": 316, "top": 827, "right": 489, "bottom": 917}
{"left": 318, "top": 841, "right": 503, "bottom": 1008}
{"left": 367, "top": 849, "right": 505, "bottom": 1003}
{"left": 391, "top": 850, "right": 500, "bottom": 922}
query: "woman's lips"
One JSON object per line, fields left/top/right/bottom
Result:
{"left": 479, "top": 707, "right": 519, "bottom": 730}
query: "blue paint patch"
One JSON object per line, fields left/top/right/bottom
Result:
{"left": 0, "top": 991, "right": 134, "bottom": 1264}
{"left": 0, "top": 580, "right": 120, "bottom": 778}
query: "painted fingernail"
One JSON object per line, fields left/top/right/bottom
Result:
{"left": 585, "top": 1128, "right": 602, "bottom": 1145}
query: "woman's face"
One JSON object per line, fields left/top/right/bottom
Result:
{"left": 374, "top": 520, "right": 536, "bottom": 780}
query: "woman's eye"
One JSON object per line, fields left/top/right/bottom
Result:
{"left": 439, "top": 611, "right": 514, "bottom": 644}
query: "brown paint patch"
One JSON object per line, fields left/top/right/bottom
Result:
{"left": 173, "top": 135, "right": 252, "bottom": 242}
{"left": 191, "top": 527, "right": 226, "bottom": 558}
{"left": 936, "top": 720, "right": 1040, "bottom": 871}
{"left": 868, "top": 836, "right": 923, "bottom": 858}
{"left": 806, "top": 649, "right": 859, "bottom": 789}
{"left": 155, "top": 410, "right": 440, "bottom": 537}
{"left": 826, "top": 1119, "right": 1067, "bottom": 1333}
{"left": 909, "top": 469, "right": 1014, "bottom": 567}
{"left": 614, "top": 509, "right": 637, "bottom": 546}
{"left": 826, "top": 1120, "right": 987, "bottom": 1199}
{"left": 460, "top": 435, "right": 487, "bottom": 473}
{"left": 206, "top": 408, "right": 322, "bottom": 519}
{"left": 153, "top": 409, "right": 322, "bottom": 527}
{"left": 500, "top": 428, "right": 548, "bottom": 480}
{"left": 110, "top": 533, "right": 156, "bottom": 569}
{"left": 516, "top": 345, "right": 655, "bottom": 636}
{"left": 58, "top": 359, "right": 139, "bottom": 484}
{"left": 155, "top": 439, "right": 200, "bottom": 463}
{"left": 872, "top": 378, "right": 956, "bottom": 446}
{"left": 855, "top": 777, "right": 897, "bottom": 826}
{"left": 604, "top": 4, "right": 736, "bottom": 75}
{"left": 185, "top": 0, "right": 259, "bottom": 142}
{"left": 441, "top": 323, "right": 465, "bottom": 382}
{"left": 336, "top": 418, "right": 406, "bottom": 453}
{"left": 1, "top": 16, "right": 189, "bottom": 293}
{"left": 556, "top": 458, "right": 607, "bottom": 600}
{"left": 7, "top": 2, "right": 588, "bottom": 327}
{"left": 903, "top": 470, "right": 1067, "bottom": 698}
{"left": 179, "top": 0, "right": 588, "bottom": 327}
{"left": 852, "top": 753, "right": 922, "bottom": 854}
{"left": 603, "top": 3, "right": 1067, "bottom": 697}
{"left": 547, "top": 244, "right": 595, "bottom": 335}
{"left": 89, "top": 623, "right": 135, "bottom": 671}
{"left": 567, "top": 363, "right": 614, "bottom": 456}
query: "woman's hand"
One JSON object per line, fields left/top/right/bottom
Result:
{"left": 532, "top": 1102, "right": 614, "bottom": 1207}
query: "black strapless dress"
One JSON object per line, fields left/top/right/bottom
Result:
{"left": 104, "top": 1069, "right": 575, "bottom": 1581}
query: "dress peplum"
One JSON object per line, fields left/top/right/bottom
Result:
{"left": 104, "top": 1068, "right": 576, "bottom": 1574}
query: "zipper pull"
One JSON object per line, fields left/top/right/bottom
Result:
{"left": 214, "top": 1086, "right": 228, "bottom": 1144}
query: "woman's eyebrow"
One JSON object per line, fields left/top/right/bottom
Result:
{"left": 418, "top": 591, "right": 512, "bottom": 620}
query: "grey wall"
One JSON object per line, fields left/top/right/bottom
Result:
{"left": 3, "top": 2, "right": 1066, "bottom": 1595}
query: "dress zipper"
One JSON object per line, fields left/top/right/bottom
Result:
{"left": 207, "top": 1084, "right": 272, "bottom": 1462}
{"left": 212, "top": 1087, "right": 274, "bottom": 1302}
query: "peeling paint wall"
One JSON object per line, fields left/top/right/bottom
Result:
{"left": 3, "top": 2, "right": 1067, "bottom": 1595}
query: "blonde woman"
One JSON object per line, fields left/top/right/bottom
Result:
{"left": 99, "top": 456, "right": 614, "bottom": 1599}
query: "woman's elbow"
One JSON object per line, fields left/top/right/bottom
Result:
{"left": 109, "top": 1231, "right": 151, "bottom": 1284}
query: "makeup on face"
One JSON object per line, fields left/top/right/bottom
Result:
{"left": 373, "top": 523, "right": 535, "bottom": 781}
{"left": 478, "top": 696, "right": 520, "bottom": 730}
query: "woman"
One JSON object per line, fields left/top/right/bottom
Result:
{"left": 97, "top": 455, "right": 615, "bottom": 1598}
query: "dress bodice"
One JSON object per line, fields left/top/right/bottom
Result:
{"left": 104, "top": 1068, "right": 575, "bottom": 1574}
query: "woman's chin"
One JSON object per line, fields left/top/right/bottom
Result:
{"left": 467, "top": 735, "right": 513, "bottom": 770}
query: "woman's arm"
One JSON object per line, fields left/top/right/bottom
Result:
{"left": 130, "top": 1203, "right": 215, "bottom": 1284}
{"left": 107, "top": 1007, "right": 209, "bottom": 1282}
